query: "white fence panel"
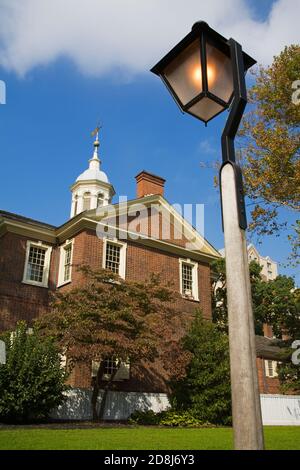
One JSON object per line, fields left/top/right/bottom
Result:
{"left": 51, "top": 389, "right": 170, "bottom": 421}
{"left": 51, "top": 389, "right": 300, "bottom": 425}
{"left": 260, "top": 394, "right": 300, "bottom": 426}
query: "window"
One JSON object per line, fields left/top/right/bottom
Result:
{"left": 64, "top": 245, "right": 72, "bottom": 281}
{"left": 58, "top": 240, "right": 73, "bottom": 286}
{"left": 104, "top": 357, "right": 119, "bottom": 376}
{"left": 182, "top": 263, "right": 193, "bottom": 295}
{"left": 97, "top": 193, "right": 104, "bottom": 208}
{"left": 91, "top": 358, "right": 130, "bottom": 381}
{"left": 106, "top": 243, "right": 120, "bottom": 273}
{"left": 83, "top": 192, "right": 91, "bottom": 211}
{"left": 179, "top": 259, "right": 199, "bottom": 301}
{"left": 103, "top": 239, "right": 127, "bottom": 279}
{"left": 22, "top": 241, "right": 52, "bottom": 287}
{"left": 265, "top": 360, "right": 278, "bottom": 378}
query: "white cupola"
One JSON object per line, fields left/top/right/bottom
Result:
{"left": 70, "top": 129, "right": 115, "bottom": 218}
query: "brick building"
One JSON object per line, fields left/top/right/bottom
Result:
{"left": 0, "top": 134, "right": 281, "bottom": 417}
{"left": 0, "top": 134, "right": 220, "bottom": 402}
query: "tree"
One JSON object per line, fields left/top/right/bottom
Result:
{"left": 238, "top": 45, "right": 300, "bottom": 265}
{"left": 277, "top": 288, "right": 300, "bottom": 393}
{"left": 212, "top": 258, "right": 300, "bottom": 338}
{"left": 37, "top": 266, "right": 190, "bottom": 421}
{"left": 170, "top": 312, "right": 231, "bottom": 425}
{"left": 212, "top": 258, "right": 266, "bottom": 335}
{"left": 0, "top": 321, "right": 68, "bottom": 423}
{"left": 212, "top": 259, "right": 300, "bottom": 392}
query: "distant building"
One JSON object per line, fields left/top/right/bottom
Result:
{"left": 247, "top": 244, "right": 278, "bottom": 281}
{"left": 219, "top": 244, "right": 278, "bottom": 282}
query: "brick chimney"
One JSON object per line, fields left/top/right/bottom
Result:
{"left": 135, "top": 171, "right": 166, "bottom": 198}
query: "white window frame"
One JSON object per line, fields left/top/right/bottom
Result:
{"left": 57, "top": 239, "right": 74, "bottom": 287}
{"left": 102, "top": 238, "right": 127, "bottom": 279}
{"left": 265, "top": 360, "right": 278, "bottom": 378}
{"left": 179, "top": 258, "right": 199, "bottom": 301}
{"left": 22, "top": 241, "right": 52, "bottom": 288}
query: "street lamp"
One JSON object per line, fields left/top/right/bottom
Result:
{"left": 151, "top": 21, "right": 264, "bottom": 451}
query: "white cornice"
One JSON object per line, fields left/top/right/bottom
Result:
{"left": 0, "top": 218, "right": 56, "bottom": 243}
{"left": 0, "top": 194, "right": 220, "bottom": 263}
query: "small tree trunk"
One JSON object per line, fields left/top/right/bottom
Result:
{"left": 98, "top": 369, "right": 118, "bottom": 421}
{"left": 91, "top": 362, "right": 105, "bottom": 422}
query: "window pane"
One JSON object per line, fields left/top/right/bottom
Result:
{"left": 106, "top": 243, "right": 121, "bottom": 274}
{"left": 188, "top": 97, "right": 224, "bottom": 122}
{"left": 104, "top": 357, "right": 118, "bottom": 376}
{"left": 63, "top": 245, "right": 72, "bottom": 282}
{"left": 164, "top": 40, "right": 202, "bottom": 106}
{"left": 268, "top": 360, "right": 274, "bottom": 377}
{"left": 27, "top": 246, "right": 46, "bottom": 283}
{"left": 182, "top": 263, "right": 193, "bottom": 296}
{"left": 206, "top": 42, "right": 234, "bottom": 103}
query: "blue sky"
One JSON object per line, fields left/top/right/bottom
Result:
{"left": 0, "top": 0, "right": 299, "bottom": 285}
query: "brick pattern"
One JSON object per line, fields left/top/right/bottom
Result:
{"left": 0, "top": 232, "right": 58, "bottom": 330}
{"left": 135, "top": 171, "right": 165, "bottom": 198}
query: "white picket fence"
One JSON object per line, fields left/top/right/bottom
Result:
{"left": 51, "top": 389, "right": 300, "bottom": 425}
{"left": 51, "top": 389, "right": 170, "bottom": 421}
{"left": 260, "top": 394, "right": 300, "bottom": 426}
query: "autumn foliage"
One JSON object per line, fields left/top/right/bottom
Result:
{"left": 36, "top": 266, "right": 191, "bottom": 420}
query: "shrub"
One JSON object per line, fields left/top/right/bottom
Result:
{"left": 170, "top": 312, "right": 232, "bottom": 426}
{"left": 0, "top": 322, "right": 68, "bottom": 423}
{"left": 128, "top": 409, "right": 211, "bottom": 427}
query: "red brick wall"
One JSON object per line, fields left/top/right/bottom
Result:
{"left": 0, "top": 232, "right": 58, "bottom": 330}
{"left": 60, "top": 229, "right": 212, "bottom": 320}
{"left": 58, "top": 229, "right": 212, "bottom": 390}
{"left": 1, "top": 228, "right": 213, "bottom": 391}
{"left": 135, "top": 172, "right": 165, "bottom": 198}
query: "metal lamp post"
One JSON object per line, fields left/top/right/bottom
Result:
{"left": 151, "top": 21, "right": 264, "bottom": 450}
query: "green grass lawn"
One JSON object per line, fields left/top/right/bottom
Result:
{"left": 0, "top": 426, "right": 299, "bottom": 450}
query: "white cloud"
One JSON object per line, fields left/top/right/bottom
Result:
{"left": 198, "top": 139, "right": 218, "bottom": 156}
{"left": 0, "top": 0, "right": 298, "bottom": 78}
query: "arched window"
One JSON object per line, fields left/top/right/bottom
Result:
{"left": 97, "top": 193, "right": 104, "bottom": 208}
{"left": 83, "top": 192, "right": 91, "bottom": 211}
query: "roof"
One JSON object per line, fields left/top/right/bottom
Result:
{"left": 76, "top": 167, "right": 109, "bottom": 184}
{"left": 255, "top": 336, "right": 289, "bottom": 361}
{"left": 0, "top": 194, "right": 221, "bottom": 261}
{"left": 0, "top": 210, "right": 57, "bottom": 231}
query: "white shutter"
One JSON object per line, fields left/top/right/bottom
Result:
{"left": 91, "top": 360, "right": 100, "bottom": 377}
{"left": 114, "top": 360, "right": 130, "bottom": 380}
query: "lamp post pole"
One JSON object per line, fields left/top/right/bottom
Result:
{"left": 151, "top": 22, "right": 264, "bottom": 449}
{"left": 220, "top": 39, "right": 264, "bottom": 450}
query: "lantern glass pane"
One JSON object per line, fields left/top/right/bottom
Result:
{"left": 206, "top": 42, "right": 234, "bottom": 103}
{"left": 163, "top": 40, "right": 202, "bottom": 106}
{"left": 188, "top": 97, "right": 224, "bottom": 122}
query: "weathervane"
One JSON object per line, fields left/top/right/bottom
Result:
{"left": 91, "top": 123, "right": 102, "bottom": 142}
